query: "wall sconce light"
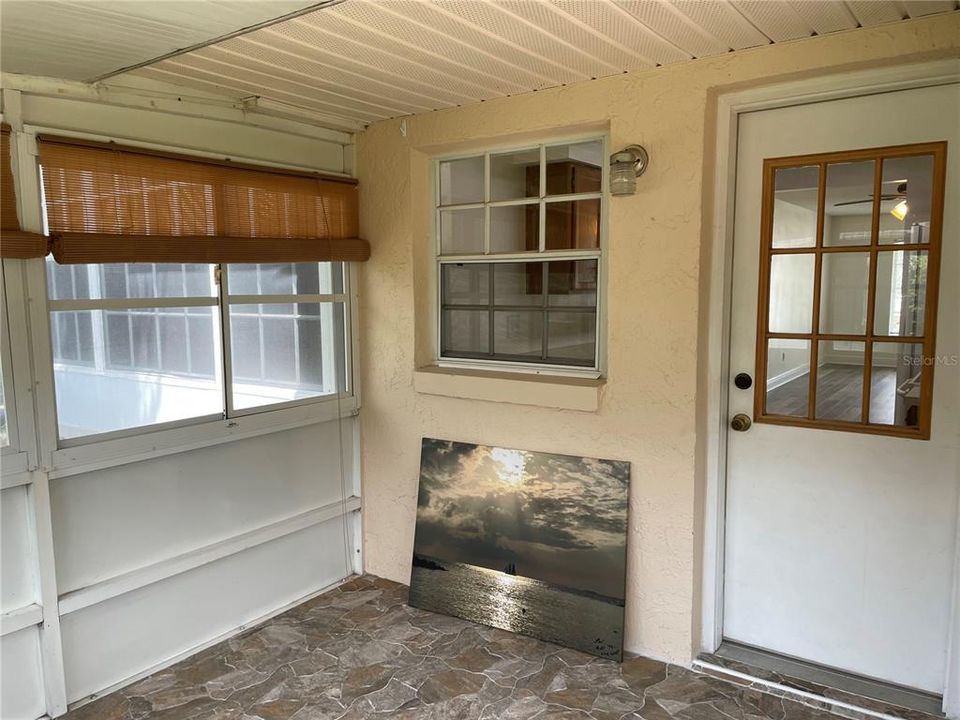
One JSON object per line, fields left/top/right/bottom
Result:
{"left": 610, "top": 145, "right": 649, "bottom": 196}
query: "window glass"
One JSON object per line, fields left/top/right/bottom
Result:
{"left": 757, "top": 146, "right": 943, "bottom": 437}
{"left": 771, "top": 165, "right": 818, "bottom": 249}
{"left": 46, "top": 261, "right": 215, "bottom": 300}
{"left": 0, "top": 353, "right": 8, "bottom": 448}
{"left": 50, "top": 307, "right": 223, "bottom": 440}
{"left": 439, "top": 156, "right": 483, "bottom": 206}
{"left": 229, "top": 302, "right": 344, "bottom": 410}
{"left": 440, "top": 208, "right": 484, "bottom": 255}
{"left": 824, "top": 160, "right": 875, "bottom": 247}
{"left": 46, "top": 259, "right": 350, "bottom": 441}
{"left": 438, "top": 259, "right": 598, "bottom": 366}
{"left": 545, "top": 141, "right": 602, "bottom": 195}
{"left": 227, "top": 262, "right": 342, "bottom": 296}
{"left": 436, "top": 140, "right": 604, "bottom": 370}
{"left": 490, "top": 148, "right": 539, "bottom": 201}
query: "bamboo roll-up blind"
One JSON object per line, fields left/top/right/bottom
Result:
{"left": 38, "top": 135, "right": 368, "bottom": 264}
{"left": 1, "top": 125, "right": 51, "bottom": 259}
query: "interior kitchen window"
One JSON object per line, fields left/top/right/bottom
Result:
{"left": 436, "top": 139, "right": 605, "bottom": 371}
{"left": 45, "top": 259, "right": 350, "bottom": 442}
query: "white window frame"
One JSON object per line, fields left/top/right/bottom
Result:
{"left": 12, "top": 124, "right": 360, "bottom": 477}
{"left": 433, "top": 134, "right": 608, "bottom": 378}
{"left": 1, "top": 260, "right": 41, "bottom": 485}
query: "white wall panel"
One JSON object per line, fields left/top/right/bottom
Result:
{"left": 60, "top": 517, "right": 352, "bottom": 704}
{"left": 0, "top": 626, "right": 45, "bottom": 720}
{"left": 51, "top": 419, "right": 355, "bottom": 594}
{"left": 1, "top": 486, "right": 36, "bottom": 613}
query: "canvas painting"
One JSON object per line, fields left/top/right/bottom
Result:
{"left": 408, "top": 438, "right": 630, "bottom": 660}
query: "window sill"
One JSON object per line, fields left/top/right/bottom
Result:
{"left": 413, "top": 365, "right": 604, "bottom": 412}
{"left": 47, "top": 394, "right": 359, "bottom": 479}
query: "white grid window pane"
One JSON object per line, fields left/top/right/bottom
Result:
{"left": 435, "top": 139, "right": 603, "bottom": 371}
{"left": 51, "top": 307, "right": 223, "bottom": 440}
{"left": 228, "top": 301, "right": 345, "bottom": 411}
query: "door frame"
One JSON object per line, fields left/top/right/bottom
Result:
{"left": 700, "top": 58, "right": 960, "bottom": 716}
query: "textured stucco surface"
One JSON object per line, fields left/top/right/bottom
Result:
{"left": 355, "top": 14, "right": 960, "bottom": 666}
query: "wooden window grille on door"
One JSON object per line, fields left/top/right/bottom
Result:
{"left": 755, "top": 142, "right": 946, "bottom": 439}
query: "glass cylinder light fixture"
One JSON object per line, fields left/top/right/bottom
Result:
{"left": 609, "top": 145, "right": 649, "bottom": 196}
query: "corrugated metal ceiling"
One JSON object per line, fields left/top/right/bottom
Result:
{"left": 4, "top": 1, "right": 958, "bottom": 130}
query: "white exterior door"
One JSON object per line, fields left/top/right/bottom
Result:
{"left": 724, "top": 83, "right": 960, "bottom": 694}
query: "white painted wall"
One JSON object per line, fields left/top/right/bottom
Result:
{"left": 1, "top": 627, "right": 45, "bottom": 720}
{"left": 0, "top": 76, "right": 361, "bottom": 718}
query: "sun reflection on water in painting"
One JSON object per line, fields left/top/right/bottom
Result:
{"left": 409, "top": 561, "right": 624, "bottom": 659}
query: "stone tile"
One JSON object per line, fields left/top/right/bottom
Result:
{"left": 61, "top": 575, "right": 869, "bottom": 720}
{"left": 418, "top": 669, "right": 486, "bottom": 704}
{"left": 340, "top": 662, "right": 396, "bottom": 704}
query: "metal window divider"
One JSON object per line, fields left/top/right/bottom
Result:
{"left": 217, "top": 263, "right": 234, "bottom": 419}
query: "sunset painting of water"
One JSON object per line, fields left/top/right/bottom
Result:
{"left": 408, "top": 438, "right": 630, "bottom": 660}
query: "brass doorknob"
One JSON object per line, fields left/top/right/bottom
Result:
{"left": 730, "top": 413, "right": 752, "bottom": 432}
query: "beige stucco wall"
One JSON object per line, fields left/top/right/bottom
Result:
{"left": 355, "top": 14, "right": 960, "bottom": 665}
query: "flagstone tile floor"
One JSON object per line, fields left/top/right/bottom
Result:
{"left": 64, "top": 575, "right": 853, "bottom": 720}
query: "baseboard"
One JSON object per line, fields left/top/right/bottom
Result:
{"left": 767, "top": 364, "right": 809, "bottom": 392}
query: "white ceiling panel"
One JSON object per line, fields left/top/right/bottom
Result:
{"left": 0, "top": 0, "right": 323, "bottom": 81}
{"left": 845, "top": 0, "right": 906, "bottom": 26}
{"left": 787, "top": 1, "right": 859, "bottom": 34}
{"left": 614, "top": 0, "right": 730, "bottom": 57}
{"left": 669, "top": 0, "right": 771, "bottom": 50}
{"left": 4, "top": 0, "right": 956, "bottom": 131}
{"left": 547, "top": 0, "right": 690, "bottom": 66}
{"left": 903, "top": 1, "right": 958, "bottom": 18}
{"left": 334, "top": 1, "right": 563, "bottom": 90}
{"left": 730, "top": 1, "right": 814, "bottom": 42}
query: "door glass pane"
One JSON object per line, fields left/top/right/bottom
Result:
{"left": 875, "top": 250, "right": 927, "bottom": 336}
{"left": 490, "top": 205, "right": 537, "bottom": 254}
{"left": 548, "top": 260, "right": 597, "bottom": 306}
{"left": 440, "top": 207, "right": 484, "bottom": 255}
{"left": 819, "top": 252, "right": 869, "bottom": 334}
{"left": 442, "top": 309, "right": 489, "bottom": 355}
{"left": 870, "top": 342, "right": 923, "bottom": 427}
{"left": 815, "top": 340, "right": 865, "bottom": 422}
{"left": 439, "top": 156, "right": 483, "bottom": 206}
{"left": 772, "top": 165, "right": 819, "bottom": 249}
{"left": 547, "top": 312, "right": 596, "bottom": 365}
{"left": 824, "top": 160, "right": 875, "bottom": 247}
{"left": 545, "top": 141, "right": 603, "bottom": 195}
{"left": 879, "top": 155, "right": 934, "bottom": 245}
{"left": 768, "top": 254, "right": 815, "bottom": 333}
{"left": 545, "top": 199, "right": 600, "bottom": 250}
{"left": 230, "top": 302, "right": 343, "bottom": 411}
{"left": 493, "top": 263, "right": 543, "bottom": 306}
{"left": 764, "top": 338, "right": 810, "bottom": 417}
{"left": 490, "top": 148, "right": 539, "bottom": 201}
{"left": 494, "top": 311, "right": 543, "bottom": 358}
{"left": 442, "top": 264, "right": 489, "bottom": 305}
{"left": 52, "top": 308, "right": 222, "bottom": 439}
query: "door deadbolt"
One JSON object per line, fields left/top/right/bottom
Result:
{"left": 734, "top": 372, "right": 753, "bottom": 390}
{"left": 730, "top": 413, "right": 752, "bottom": 432}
